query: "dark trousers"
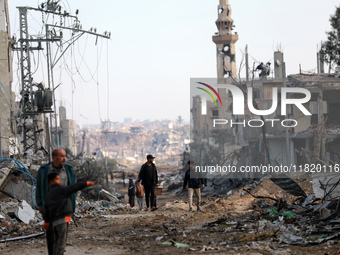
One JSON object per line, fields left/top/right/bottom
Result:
{"left": 46, "top": 222, "right": 54, "bottom": 255}
{"left": 53, "top": 223, "right": 68, "bottom": 255}
{"left": 144, "top": 185, "right": 155, "bottom": 208}
{"left": 129, "top": 195, "right": 135, "bottom": 207}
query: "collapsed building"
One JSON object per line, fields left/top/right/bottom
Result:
{"left": 190, "top": 0, "right": 340, "bottom": 199}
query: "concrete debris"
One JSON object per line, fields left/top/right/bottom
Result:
{"left": 85, "top": 185, "right": 123, "bottom": 202}
{"left": 98, "top": 189, "right": 119, "bottom": 202}
{"left": 280, "top": 229, "right": 304, "bottom": 245}
{"left": 0, "top": 150, "right": 339, "bottom": 254}
{"left": 7, "top": 200, "right": 35, "bottom": 224}
{"left": 0, "top": 199, "right": 43, "bottom": 242}
{"left": 76, "top": 199, "right": 119, "bottom": 215}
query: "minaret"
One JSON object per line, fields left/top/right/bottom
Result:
{"left": 212, "top": 0, "right": 238, "bottom": 79}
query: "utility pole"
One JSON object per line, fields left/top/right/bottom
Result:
{"left": 13, "top": 6, "right": 59, "bottom": 152}
{"left": 101, "top": 120, "right": 116, "bottom": 184}
{"left": 12, "top": 1, "right": 111, "bottom": 153}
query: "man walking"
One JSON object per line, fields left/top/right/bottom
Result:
{"left": 139, "top": 155, "right": 158, "bottom": 211}
{"left": 183, "top": 161, "right": 205, "bottom": 212}
{"left": 36, "top": 148, "right": 77, "bottom": 255}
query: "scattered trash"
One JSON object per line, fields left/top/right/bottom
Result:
{"left": 155, "top": 236, "right": 163, "bottom": 241}
{"left": 280, "top": 232, "right": 304, "bottom": 245}
{"left": 160, "top": 239, "right": 190, "bottom": 248}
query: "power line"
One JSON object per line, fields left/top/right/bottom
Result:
{"left": 96, "top": 37, "right": 102, "bottom": 122}
{"left": 106, "top": 39, "right": 110, "bottom": 121}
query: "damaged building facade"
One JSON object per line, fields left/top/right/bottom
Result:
{"left": 0, "top": 0, "right": 14, "bottom": 156}
{"left": 191, "top": 0, "right": 340, "bottom": 198}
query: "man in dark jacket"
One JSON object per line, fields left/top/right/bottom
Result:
{"left": 43, "top": 172, "right": 94, "bottom": 255}
{"left": 183, "top": 161, "right": 205, "bottom": 212}
{"left": 36, "top": 148, "right": 77, "bottom": 254}
{"left": 139, "top": 154, "right": 158, "bottom": 211}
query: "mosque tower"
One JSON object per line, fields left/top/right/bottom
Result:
{"left": 212, "top": 0, "right": 238, "bottom": 79}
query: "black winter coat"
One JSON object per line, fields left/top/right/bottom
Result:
{"left": 183, "top": 169, "right": 204, "bottom": 189}
{"left": 139, "top": 163, "right": 158, "bottom": 186}
{"left": 43, "top": 181, "right": 87, "bottom": 223}
{"left": 128, "top": 181, "right": 136, "bottom": 196}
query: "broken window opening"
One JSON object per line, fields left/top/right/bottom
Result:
{"left": 212, "top": 109, "right": 219, "bottom": 117}
{"left": 219, "top": 8, "right": 224, "bottom": 14}
{"left": 223, "top": 45, "right": 230, "bottom": 52}
{"left": 253, "top": 89, "right": 260, "bottom": 99}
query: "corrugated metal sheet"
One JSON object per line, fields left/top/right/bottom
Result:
{"left": 270, "top": 175, "right": 307, "bottom": 197}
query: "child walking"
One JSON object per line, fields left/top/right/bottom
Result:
{"left": 135, "top": 180, "right": 144, "bottom": 210}
{"left": 43, "top": 172, "right": 94, "bottom": 255}
{"left": 128, "top": 178, "right": 136, "bottom": 208}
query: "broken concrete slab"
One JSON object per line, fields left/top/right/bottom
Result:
{"left": 7, "top": 200, "right": 35, "bottom": 224}
{"left": 1, "top": 179, "right": 35, "bottom": 206}
{"left": 99, "top": 189, "right": 119, "bottom": 202}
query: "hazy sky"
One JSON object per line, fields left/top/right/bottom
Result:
{"left": 8, "top": 0, "right": 339, "bottom": 125}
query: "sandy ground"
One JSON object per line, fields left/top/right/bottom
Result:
{"left": 1, "top": 179, "right": 340, "bottom": 255}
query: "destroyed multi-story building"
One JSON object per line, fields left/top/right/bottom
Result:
{"left": 191, "top": 0, "right": 340, "bottom": 196}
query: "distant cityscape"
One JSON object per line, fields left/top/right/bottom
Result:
{"left": 76, "top": 117, "right": 189, "bottom": 169}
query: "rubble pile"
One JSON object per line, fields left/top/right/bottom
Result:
{"left": 76, "top": 199, "right": 124, "bottom": 216}
{"left": 191, "top": 176, "right": 340, "bottom": 251}
{"left": 84, "top": 186, "right": 124, "bottom": 202}
{"left": 0, "top": 153, "right": 48, "bottom": 207}
{"left": 104, "top": 176, "right": 340, "bottom": 254}
{"left": 0, "top": 152, "right": 126, "bottom": 245}
{"left": 0, "top": 199, "right": 44, "bottom": 242}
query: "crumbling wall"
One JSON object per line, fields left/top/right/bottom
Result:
{"left": 0, "top": 0, "right": 13, "bottom": 157}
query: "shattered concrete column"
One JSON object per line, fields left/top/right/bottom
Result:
{"left": 274, "top": 51, "right": 284, "bottom": 80}
{"left": 0, "top": 0, "right": 14, "bottom": 156}
{"left": 59, "top": 106, "right": 67, "bottom": 122}
{"left": 313, "top": 90, "right": 324, "bottom": 162}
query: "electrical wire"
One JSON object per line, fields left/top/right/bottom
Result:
{"left": 71, "top": 41, "right": 74, "bottom": 120}
{"left": 31, "top": 49, "right": 40, "bottom": 75}
{"left": 106, "top": 39, "right": 110, "bottom": 121}
{"left": 74, "top": 35, "right": 104, "bottom": 83}
{"left": 96, "top": 38, "right": 102, "bottom": 122}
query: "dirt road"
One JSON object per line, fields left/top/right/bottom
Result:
{"left": 1, "top": 181, "right": 339, "bottom": 255}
